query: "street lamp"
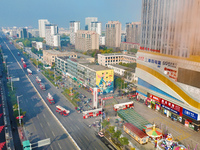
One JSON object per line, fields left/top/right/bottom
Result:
{"left": 17, "top": 95, "right": 23, "bottom": 126}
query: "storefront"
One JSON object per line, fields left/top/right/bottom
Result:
{"left": 149, "top": 94, "right": 161, "bottom": 111}
{"left": 136, "top": 91, "right": 147, "bottom": 104}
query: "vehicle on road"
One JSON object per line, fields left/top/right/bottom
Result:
{"left": 23, "top": 61, "right": 27, "bottom": 69}
{"left": 47, "top": 93, "right": 55, "bottom": 104}
{"left": 113, "top": 101, "right": 134, "bottom": 111}
{"left": 21, "top": 57, "right": 24, "bottom": 62}
{"left": 82, "top": 108, "right": 102, "bottom": 119}
{"left": 98, "top": 132, "right": 104, "bottom": 138}
{"left": 27, "top": 68, "right": 32, "bottom": 75}
{"left": 56, "top": 105, "right": 70, "bottom": 116}
{"left": 36, "top": 76, "right": 41, "bottom": 83}
{"left": 40, "top": 83, "right": 46, "bottom": 90}
{"left": 18, "top": 52, "right": 20, "bottom": 56}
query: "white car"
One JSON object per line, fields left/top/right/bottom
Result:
{"left": 98, "top": 132, "right": 104, "bottom": 137}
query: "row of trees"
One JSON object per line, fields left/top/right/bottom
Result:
{"left": 15, "top": 37, "right": 44, "bottom": 47}
{"left": 114, "top": 78, "right": 128, "bottom": 89}
{"left": 31, "top": 47, "right": 42, "bottom": 55}
{"left": 118, "top": 62, "right": 137, "bottom": 69}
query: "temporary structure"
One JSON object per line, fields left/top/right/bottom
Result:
{"left": 145, "top": 124, "right": 162, "bottom": 139}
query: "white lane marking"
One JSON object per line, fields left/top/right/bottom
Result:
{"left": 52, "top": 131, "right": 55, "bottom": 136}
{"left": 76, "top": 125, "right": 80, "bottom": 130}
{"left": 37, "top": 115, "right": 39, "bottom": 119}
{"left": 40, "top": 123, "right": 43, "bottom": 128}
{"left": 47, "top": 122, "right": 50, "bottom": 126}
{"left": 45, "top": 133, "right": 47, "bottom": 138}
{"left": 58, "top": 143, "right": 61, "bottom": 149}
{"left": 43, "top": 114, "right": 46, "bottom": 118}
{"left": 84, "top": 135, "right": 89, "bottom": 141}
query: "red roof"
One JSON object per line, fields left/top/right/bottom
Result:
{"left": 124, "top": 123, "right": 148, "bottom": 138}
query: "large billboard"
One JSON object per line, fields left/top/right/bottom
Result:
{"left": 96, "top": 70, "right": 114, "bottom": 94}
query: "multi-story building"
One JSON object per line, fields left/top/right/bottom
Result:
{"left": 56, "top": 57, "right": 114, "bottom": 94}
{"left": 32, "top": 41, "right": 46, "bottom": 50}
{"left": 91, "top": 22, "right": 101, "bottom": 35}
{"left": 105, "top": 21, "right": 121, "bottom": 48}
{"left": 38, "top": 19, "right": 50, "bottom": 38}
{"left": 136, "top": 0, "right": 200, "bottom": 131}
{"left": 100, "top": 36, "right": 105, "bottom": 45}
{"left": 85, "top": 17, "right": 98, "bottom": 30}
{"left": 69, "top": 21, "right": 80, "bottom": 45}
{"left": 126, "top": 22, "right": 141, "bottom": 43}
{"left": 28, "top": 29, "right": 39, "bottom": 37}
{"left": 45, "top": 24, "right": 60, "bottom": 47}
{"left": 120, "top": 42, "right": 140, "bottom": 51}
{"left": 43, "top": 50, "right": 76, "bottom": 66}
{"left": 20, "top": 28, "right": 28, "bottom": 39}
{"left": 98, "top": 53, "right": 136, "bottom": 66}
{"left": 75, "top": 30, "right": 99, "bottom": 52}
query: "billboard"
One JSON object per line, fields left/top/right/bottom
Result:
{"left": 96, "top": 70, "right": 114, "bottom": 94}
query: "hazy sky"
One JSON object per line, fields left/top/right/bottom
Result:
{"left": 0, "top": 0, "right": 142, "bottom": 30}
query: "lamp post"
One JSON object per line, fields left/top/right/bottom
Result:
{"left": 17, "top": 95, "right": 23, "bottom": 126}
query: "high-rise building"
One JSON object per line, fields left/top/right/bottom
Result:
{"left": 70, "top": 21, "right": 80, "bottom": 45}
{"left": 126, "top": 22, "right": 141, "bottom": 43}
{"left": 45, "top": 24, "right": 60, "bottom": 47}
{"left": 91, "top": 22, "right": 101, "bottom": 35}
{"left": 75, "top": 30, "right": 99, "bottom": 52}
{"left": 105, "top": 21, "right": 121, "bottom": 48}
{"left": 38, "top": 19, "right": 49, "bottom": 38}
{"left": 85, "top": 17, "right": 98, "bottom": 30}
{"left": 136, "top": 0, "right": 200, "bottom": 131}
{"left": 20, "top": 28, "right": 28, "bottom": 39}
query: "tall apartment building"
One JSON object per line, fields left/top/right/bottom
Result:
{"left": 136, "top": 0, "right": 200, "bottom": 131}
{"left": 28, "top": 29, "right": 39, "bottom": 37}
{"left": 45, "top": 24, "right": 60, "bottom": 47}
{"left": 91, "top": 22, "right": 101, "bottom": 35}
{"left": 105, "top": 21, "right": 121, "bottom": 48}
{"left": 85, "top": 17, "right": 98, "bottom": 30}
{"left": 20, "top": 28, "right": 28, "bottom": 39}
{"left": 75, "top": 30, "right": 99, "bottom": 52}
{"left": 70, "top": 21, "right": 80, "bottom": 45}
{"left": 126, "top": 22, "right": 141, "bottom": 43}
{"left": 38, "top": 19, "right": 49, "bottom": 38}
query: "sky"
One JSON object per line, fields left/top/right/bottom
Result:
{"left": 0, "top": 0, "right": 142, "bottom": 30}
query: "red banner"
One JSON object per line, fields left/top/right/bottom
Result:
{"left": 160, "top": 99, "right": 182, "bottom": 114}
{"left": 150, "top": 94, "right": 160, "bottom": 103}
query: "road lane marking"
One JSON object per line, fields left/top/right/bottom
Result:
{"left": 45, "top": 133, "right": 47, "bottom": 138}
{"left": 84, "top": 135, "right": 89, "bottom": 141}
{"left": 58, "top": 143, "right": 61, "bottom": 149}
{"left": 76, "top": 125, "right": 80, "bottom": 130}
{"left": 43, "top": 114, "right": 46, "bottom": 118}
{"left": 47, "top": 122, "right": 50, "bottom": 126}
{"left": 40, "top": 123, "right": 43, "bottom": 128}
{"left": 52, "top": 131, "right": 55, "bottom": 136}
{"left": 37, "top": 115, "right": 39, "bottom": 119}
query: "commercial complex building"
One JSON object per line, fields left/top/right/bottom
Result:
{"left": 55, "top": 57, "right": 114, "bottom": 94}
{"left": 126, "top": 22, "right": 141, "bottom": 43}
{"left": 136, "top": 0, "right": 200, "bottom": 131}
{"left": 70, "top": 21, "right": 80, "bottom": 45}
{"left": 75, "top": 30, "right": 99, "bottom": 52}
{"left": 45, "top": 24, "right": 60, "bottom": 47}
{"left": 43, "top": 50, "right": 76, "bottom": 66}
{"left": 105, "top": 21, "right": 121, "bottom": 48}
{"left": 85, "top": 17, "right": 98, "bottom": 30}
{"left": 98, "top": 53, "right": 136, "bottom": 66}
{"left": 38, "top": 19, "right": 50, "bottom": 38}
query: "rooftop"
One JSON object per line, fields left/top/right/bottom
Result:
{"left": 108, "top": 64, "right": 129, "bottom": 70}
{"left": 124, "top": 123, "right": 148, "bottom": 138}
{"left": 44, "top": 50, "right": 76, "bottom": 55}
{"left": 80, "top": 63, "right": 112, "bottom": 71}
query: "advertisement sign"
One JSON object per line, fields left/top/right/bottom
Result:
{"left": 93, "top": 88, "right": 98, "bottom": 108}
{"left": 161, "top": 104, "right": 180, "bottom": 115}
{"left": 161, "top": 99, "right": 182, "bottom": 116}
{"left": 182, "top": 108, "right": 198, "bottom": 120}
{"left": 150, "top": 94, "right": 160, "bottom": 103}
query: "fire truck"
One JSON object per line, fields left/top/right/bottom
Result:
{"left": 21, "top": 57, "right": 24, "bottom": 62}
{"left": 40, "top": 83, "right": 46, "bottom": 90}
{"left": 47, "top": 93, "right": 54, "bottom": 104}
{"left": 56, "top": 105, "right": 70, "bottom": 116}
{"left": 82, "top": 108, "right": 102, "bottom": 119}
{"left": 23, "top": 61, "right": 27, "bottom": 69}
{"left": 36, "top": 76, "right": 41, "bottom": 83}
{"left": 27, "top": 69, "right": 32, "bottom": 75}
{"left": 113, "top": 101, "right": 134, "bottom": 111}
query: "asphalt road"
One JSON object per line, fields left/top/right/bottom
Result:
{"left": 1, "top": 35, "right": 109, "bottom": 150}
{"left": 0, "top": 36, "right": 78, "bottom": 150}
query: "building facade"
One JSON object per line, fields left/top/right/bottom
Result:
{"left": 69, "top": 21, "right": 80, "bottom": 45}
{"left": 136, "top": 0, "right": 200, "bottom": 131}
{"left": 20, "top": 28, "right": 28, "bottom": 39}
{"left": 75, "top": 30, "right": 99, "bottom": 52}
{"left": 85, "top": 17, "right": 98, "bottom": 30}
{"left": 120, "top": 42, "right": 140, "bottom": 51}
{"left": 45, "top": 24, "right": 60, "bottom": 47}
{"left": 126, "top": 22, "right": 141, "bottom": 43}
{"left": 98, "top": 53, "right": 136, "bottom": 66}
{"left": 38, "top": 19, "right": 49, "bottom": 38}
{"left": 91, "top": 22, "right": 101, "bottom": 35}
{"left": 105, "top": 21, "right": 121, "bottom": 48}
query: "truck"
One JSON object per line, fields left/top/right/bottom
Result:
{"left": 18, "top": 52, "right": 20, "bottom": 56}
{"left": 47, "top": 93, "right": 55, "bottom": 104}
{"left": 36, "top": 76, "right": 41, "bottom": 83}
{"left": 27, "top": 69, "right": 32, "bottom": 75}
{"left": 113, "top": 101, "right": 134, "bottom": 111}
{"left": 21, "top": 57, "right": 24, "bottom": 62}
{"left": 40, "top": 83, "right": 46, "bottom": 90}
{"left": 23, "top": 61, "right": 27, "bottom": 69}
{"left": 56, "top": 105, "right": 70, "bottom": 116}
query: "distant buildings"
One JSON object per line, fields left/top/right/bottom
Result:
{"left": 105, "top": 21, "right": 121, "bottom": 48}
{"left": 70, "top": 21, "right": 80, "bottom": 45}
{"left": 91, "top": 22, "right": 101, "bottom": 35}
{"left": 32, "top": 41, "right": 45, "bottom": 50}
{"left": 20, "top": 28, "right": 29, "bottom": 39}
{"left": 85, "top": 17, "right": 98, "bottom": 30}
{"left": 75, "top": 30, "right": 99, "bottom": 52}
{"left": 126, "top": 22, "right": 141, "bottom": 43}
{"left": 28, "top": 29, "right": 39, "bottom": 37}
{"left": 120, "top": 42, "right": 140, "bottom": 51}
{"left": 38, "top": 19, "right": 50, "bottom": 38}
{"left": 45, "top": 24, "right": 60, "bottom": 47}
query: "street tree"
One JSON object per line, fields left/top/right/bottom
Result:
{"left": 118, "top": 137, "right": 129, "bottom": 148}
{"left": 113, "top": 130, "right": 122, "bottom": 139}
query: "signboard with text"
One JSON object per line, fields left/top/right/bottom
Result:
{"left": 182, "top": 108, "right": 198, "bottom": 120}
{"left": 150, "top": 94, "right": 160, "bottom": 103}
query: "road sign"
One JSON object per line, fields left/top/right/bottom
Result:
{"left": 38, "top": 138, "right": 50, "bottom": 147}
{"left": 12, "top": 78, "right": 20, "bottom": 81}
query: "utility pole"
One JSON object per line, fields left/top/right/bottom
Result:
{"left": 17, "top": 95, "right": 23, "bottom": 126}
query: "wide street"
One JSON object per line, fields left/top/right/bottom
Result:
{"left": 1, "top": 35, "right": 109, "bottom": 150}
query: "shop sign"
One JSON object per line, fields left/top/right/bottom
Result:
{"left": 160, "top": 99, "right": 182, "bottom": 114}
{"left": 150, "top": 94, "right": 160, "bottom": 103}
{"left": 161, "top": 104, "right": 180, "bottom": 115}
{"left": 182, "top": 108, "right": 198, "bottom": 120}
{"left": 102, "top": 96, "right": 113, "bottom": 100}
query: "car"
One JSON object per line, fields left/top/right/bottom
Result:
{"left": 98, "top": 132, "right": 104, "bottom": 137}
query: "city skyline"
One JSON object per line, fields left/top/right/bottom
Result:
{"left": 0, "top": 0, "right": 141, "bottom": 29}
